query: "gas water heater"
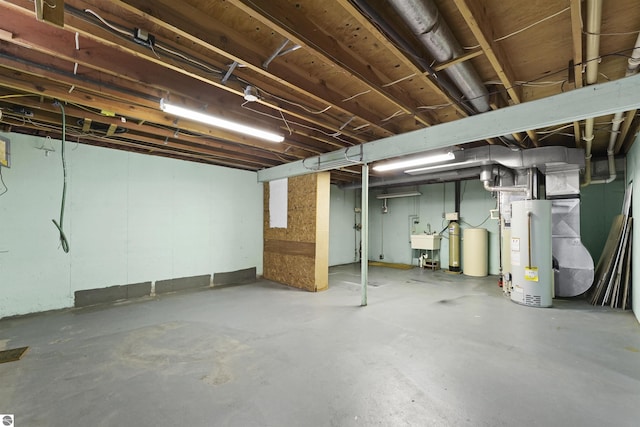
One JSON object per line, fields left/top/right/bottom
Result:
{"left": 510, "top": 200, "right": 553, "bottom": 307}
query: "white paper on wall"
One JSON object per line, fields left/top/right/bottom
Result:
{"left": 269, "top": 178, "right": 288, "bottom": 228}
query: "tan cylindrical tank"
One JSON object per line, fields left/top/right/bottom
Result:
{"left": 448, "top": 221, "right": 460, "bottom": 272}
{"left": 463, "top": 228, "right": 488, "bottom": 277}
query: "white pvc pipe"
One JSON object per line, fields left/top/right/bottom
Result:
{"left": 582, "top": 0, "right": 602, "bottom": 187}
{"left": 585, "top": 0, "right": 603, "bottom": 85}
{"left": 483, "top": 181, "right": 530, "bottom": 199}
{"left": 588, "top": 28, "right": 640, "bottom": 185}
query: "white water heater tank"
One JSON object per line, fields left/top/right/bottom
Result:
{"left": 510, "top": 200, "right": 553, "bottom": 307}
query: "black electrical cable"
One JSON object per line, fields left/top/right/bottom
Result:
{"left": 52, "top": 101, "right": 70, "bottom": 253}
{"left": 0, "top": 166, "right": 7, "bottom": 197}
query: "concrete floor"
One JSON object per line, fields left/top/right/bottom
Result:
{"left": 1, "top": 264, "right": 639, "bottom": 426}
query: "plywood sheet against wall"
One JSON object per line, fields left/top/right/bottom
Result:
{"left": 264, "top": 173, "right": 329, "bottom": 292}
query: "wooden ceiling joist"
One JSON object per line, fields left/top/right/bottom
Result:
{"left": 452, "top": 0, "right": 539, "bottom": 146}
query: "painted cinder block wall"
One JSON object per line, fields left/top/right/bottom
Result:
{"left": 366, "top": 181, "right": 500, "bottom": 274}
{"left": 0, "top": 132, "right": 263, "bottom": 318}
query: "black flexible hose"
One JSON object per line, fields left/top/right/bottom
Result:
{"left": 52, "top": 101, "right": 70, "bottom": 253}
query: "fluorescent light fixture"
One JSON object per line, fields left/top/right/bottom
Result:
{"left": 302, "top": 145, "right": 363, "bottom": 172}
{"left": 373, "top": 152, "right": 454, "bottom": 172}
{"left": 160, "top": 99, "right": 284, "bottom": 143}
{"left": 405, "top": 159, "right": 476, "bottom": 175}
{"left": 376, "top": 191, "right": 422, "bottom": 199}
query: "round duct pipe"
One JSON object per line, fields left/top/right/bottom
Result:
{"left": 388, "top": 0, "right": 490, "bottom": 113}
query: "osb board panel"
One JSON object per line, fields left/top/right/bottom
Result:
{"left": 264, "top": 174, "right": 318, "bottom": 242}
{"left": 263, "top": 172, "right": 330, "bottom": 292}
{"left": 263, "top": 252, "right": 316, "bottom": 291}
{"left": 264, "top": 239, "right": 316, "bottom": 258}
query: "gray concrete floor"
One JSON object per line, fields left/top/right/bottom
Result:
{"left": 1, "top": 264, "right": 640, "bottom": 426}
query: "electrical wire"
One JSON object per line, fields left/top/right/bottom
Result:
{"left": 456, "top": 47, "right": 640, "bottom": 108}
{"left": 0, "top": 167, "right": 7, "bottom": 197}
{"left": 494, "top": 6, "right": 570, "bottom": 42}
{"left": 0, "top": 94, "right": 39, "bottom": 99}
{"left": 461, "top": 214, "right": 491, "bottom": 229}
{"left": 381, "top": 110, "right": 405, "bottom": 122}
{"left": 536, "top": 123, "right": 575, "bottom": 134}
{"left": 240, "top": 102, "right": 355, "bottom": 145}
{"left": 84, "top": 7, "right": 226, "bottom": 77}
{"left": 417, "top": 103, "right": 453, "bottom": 110}
{"left": 584, "top": 30, "right": 640, "bottom": 36}
{"left": 52, "top": 101, "right": 70, "bottom": 253}
{"left": 261, "top": 90, "right": 332, "bottom": 115}
{"left": 278, "top": 108, "right": 293, "bottom": 135}
{"left": 77, "top": 2, "right": 637, "bottom": 140}
{"left": 382, "top": 73, "right": 417, "bottom": 88}
{"left": 154, "top": 43, "right": 223, "bottom": 75}
{"left": 342, "top": 90, "right": 371, "bottom": 102}
{"left": 463, "top": 6, "right": 570, "bottom": 49}
{"left": 84, "top": 9, "right": 131, "bottom": 36}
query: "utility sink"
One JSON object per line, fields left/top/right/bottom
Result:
{"left": 411, "top": 234, "right": 442, "bottom": 250}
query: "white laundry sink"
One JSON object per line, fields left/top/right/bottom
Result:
{"left": 410, "top": 234, "right": 442, "bottom": 250}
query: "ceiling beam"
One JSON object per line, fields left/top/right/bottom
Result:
{"left": 0, "top": 100, "right": 281, "bottom": 167}
{"left": 258, "top": 73, "right": 640, "bottom": 181}
{"left": 0, "top": 91, "right": 301, "bottom": 162}
{"left": 98, "top": 0, "right": 399, "bottom": 136}
{"left": 227, "top": 0, "right": 434, "bottom": 127}
{"left": 452, "top": 0, "right": 539, "bottom": 146}
{"left": 0, "top": 0, "right": 376, "bottom": 147}
{"left": 333, "top": 0, "right": 469, "bottom": 119}
{"left": 432, "top": 48, "right": 484, "bottom": 73}
{"left": 0, "top": 66, "right": 312, "bottom": 157}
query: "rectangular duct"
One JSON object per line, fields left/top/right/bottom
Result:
{"left": 546, "top": 170, "right": 594, "bottom": 297}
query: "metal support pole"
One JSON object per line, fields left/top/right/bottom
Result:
{"left": 361, "top": 164, "right": 369, "bottom": 306}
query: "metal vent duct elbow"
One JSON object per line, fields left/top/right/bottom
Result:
{"left": 388, "top": 0, "right": 490, "bottom": 113}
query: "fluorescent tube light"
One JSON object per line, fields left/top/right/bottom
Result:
{"left": 373, "top": 152, "right": 454, "bottom": 172}
{"left": 405, "top": 159, "right": 476, "bottom": 175}
{"left": 376, "top": 191, "right": 422, "bottom": 199}
{"left": 160, "top": 99, "right": 284, "bottom": 143}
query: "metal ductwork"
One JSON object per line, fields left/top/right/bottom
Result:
{"left": 388, "top": 0, "right": 490, "bottom": 113}
{"left": 546, "top": 171, "right": 594, "bottom": 297}
{"left": 340, "top": 146, "right": 585, "bottom": 190}
{"left": 350, "top": 0, "right": 471, "bottom": 114}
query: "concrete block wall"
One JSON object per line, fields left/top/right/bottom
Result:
{"left": 0, "top": 132, "right": 263, "bottom": 317}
